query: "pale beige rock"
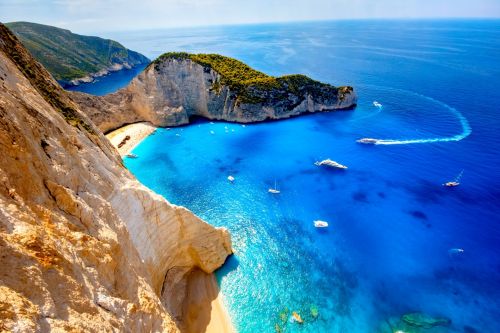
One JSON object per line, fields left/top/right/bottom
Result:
{"left": 0, "top": 23, "right": 231, "bottom": 333}
{"left": 71, "top": 57, "right": 357, "bottom": 133}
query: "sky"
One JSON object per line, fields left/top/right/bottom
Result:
{"left": 1, "top": 0, "right": 499, "bottom": 33}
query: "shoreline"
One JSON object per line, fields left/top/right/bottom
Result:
{"left": 183, "top": 269, "right": 235, "bottom": 333}
{"left": 105, "top": 122, "right": 157, "bottom": 157}
{"left": 105, "top": 123, "right": 236, "bottom": 333}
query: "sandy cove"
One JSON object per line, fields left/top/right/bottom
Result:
{"left": 106, "top": 122, "right": 235, "bottom": 333}
{"left": 105, "top": 121, "right": 157, "bottom": 157}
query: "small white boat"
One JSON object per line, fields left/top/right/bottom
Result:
{"left": 357, "top": 138, "right": 379, "bottom": 144}
{"left": 314, "top": 159, "right": 348, "bottom": 169}
{"left": 448, "top": 248, "right": 464, "bottom": 255}
{"left": 443, "top": 170, "right": 464, "bottom": 187}
{"left": 268, "top": 180, "right": 280, "bottom": 194}
{"left": 373, "top": 101, "right": 382, "bottom": 108}
{"left": 314, "top": 220, "right": 329, "bottom": 228}
{"left": 227, "top": 175, "right": 235, "bottom": 182}
{"left": 210, "top": 122, "right": 214, "bottom": 124}
{"left": 126, "top": 153, "right": 138, "bottom": 158}
{"left": 242, "top": 125, "right": 246, "bottom": 128}
{"left": 210, "top": 130, "right": 215, "bottom": 135}
{"left": 175, "top": 133, "right": 181, "bottom": 137}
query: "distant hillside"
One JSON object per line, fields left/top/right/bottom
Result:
{"left": 6, "top": 21, "right": 150, "bottom": 86}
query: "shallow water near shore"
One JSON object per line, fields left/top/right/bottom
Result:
{"left": 78, "top": 20, "right": 500, "bottom": 332}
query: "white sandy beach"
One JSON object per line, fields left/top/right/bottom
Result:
{"left": 106, "top": 123, "right": 235, "bottom": 333}
{"left": 105, "top": 122, "right": 157, "bottom": 157}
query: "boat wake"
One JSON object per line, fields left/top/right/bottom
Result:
{"left": 361, "top": 90, "right": 472, "bottom": 145}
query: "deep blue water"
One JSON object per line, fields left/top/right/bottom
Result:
{"left": 77, "top": 20, "right": 500, "bottom": 332}
{"left": 65, "top": 63, "right": 147, "bottom": 95}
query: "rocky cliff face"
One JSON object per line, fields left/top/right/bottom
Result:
{"left": 71, "top": 53, "right": 357, "bottom": 133}
{"left": 6, "top": 21, "right": 150, "bottom": 87}
{"left": 0, "top": 23, "right": 231, "bottom": 332}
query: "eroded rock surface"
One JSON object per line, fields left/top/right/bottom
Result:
{"left": 71, "top": 54, "right": 357, "bottom": 133}
{"left": 0, "top": 23, "right": 231, "bottom": 332}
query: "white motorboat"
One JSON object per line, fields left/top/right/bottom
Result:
{"left": 373, "top": 101, "right": 382, "bottom": 108}
{"left": 356, "top": 138, "right": 379, "bottom": 144}
{"left": 227, "top": 175, "right": 235, "bottom": 182}
{"left": 314, "top": 159, "right": 348, "bottom": 169}
{"left": 314, "top": 220, "right": 329, "bottom": 228}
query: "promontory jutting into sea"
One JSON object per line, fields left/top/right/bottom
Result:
{"left": 0, "top": 3, "right": 499, "bottom": 333}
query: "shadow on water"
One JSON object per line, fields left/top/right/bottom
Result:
{"left": 216, "top": 254, "right": 240, "bottom": 284}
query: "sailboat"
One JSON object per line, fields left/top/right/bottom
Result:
{"left": 444, "top": 170, "right": 464, "bottom": 187}
{"left": 268, "top": 180, "right": 280, "bottom": 194}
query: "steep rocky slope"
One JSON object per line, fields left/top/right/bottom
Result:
{"left": 6, "top": 21, "right": 150, "bottom": 87}
{"left": 0, "top": 23, "right": 231, "bottom": 332}
{"left": 71, "top": 52, "right": 357, "bottom": 133}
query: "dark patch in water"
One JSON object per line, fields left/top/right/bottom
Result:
{"left": 352, "top": 191, "right": 369, "bottom": 203}
{"left": 463, "top": 326, "right": 479, "bottom": 333}
{"left": 409, "top": 210, "right": 428, "bottom": 220}
{"left": 377, "top": 192, "right": 386, "bottom": 198}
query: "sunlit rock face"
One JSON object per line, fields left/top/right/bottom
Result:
{"left": 0, "top": 23, "right": 231, "bottom": 332}
{"left": 71, "top": 54, "right": 357, "bottom": 133}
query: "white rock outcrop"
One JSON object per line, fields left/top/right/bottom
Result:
{"left": 71, "top": 55, "right": 357, "bottom": 133}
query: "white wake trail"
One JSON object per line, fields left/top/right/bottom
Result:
{"left": 371, "top": 93, "right": 472, "bottom": 145}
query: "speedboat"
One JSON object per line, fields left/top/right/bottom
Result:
{"left": 126, "top": 153, "right": 138, "bottom": 158}
{"left": 314, "top": 159, "right": 348, "bottom": 169}
{"left": 448, "top": 248, "right": 464, "bottom": 254}
{"left": 210, "top": 130, "right": 215, "bottom": 135}
{"left": 356, "top": 138, "right": 379, "bottom": 144}
{"left": 314, "top": 220, "right": 329, "bottom": 228}
{"left": 373, "top": 101, "right": 382, "bottom": 108}
{"left": 227, "top": 175, "right": 235, "bottom": 182}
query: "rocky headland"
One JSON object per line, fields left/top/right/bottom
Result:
{"left": 71, "top": 52, "right": 357, "bottom": 133}
{"left": 6, "top": 21, "right": 150, "bottom": 87}
{"left": 0, "top": 23, "right": 231, "bottom": 332}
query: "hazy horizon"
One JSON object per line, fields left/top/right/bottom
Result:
{"left": 1, "top": 0, "right": 499, "bottom": 34}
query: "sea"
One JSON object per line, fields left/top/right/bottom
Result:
{"left": 73, "top": 20, "right": 500, "bottom": 332}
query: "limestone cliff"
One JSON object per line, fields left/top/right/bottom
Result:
{"left": 71, "top": 52, "right": 357, "bottom": 133}
{"left": 0, "top": 23, "right": 231, "bottom": 332}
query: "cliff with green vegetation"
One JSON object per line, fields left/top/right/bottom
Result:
{"left": 5, "top": 21, "right": 149, "bottom": 86}
{"left": 72, "top": 52, "right": 357, "bottom": 132}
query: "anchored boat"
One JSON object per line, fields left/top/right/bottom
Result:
{"left": 314, "top": 159, "right": 348, "bottom": 169}
{"left": 268, "top": 180, "right": 280, "bottom": 194}
{"left": 314, "top": 220, "right": 329, "bottom": 228}
{"left": 444, "top": 170, "right": 464, "bottom": 187}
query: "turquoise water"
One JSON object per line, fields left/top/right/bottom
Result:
{"left": 78, "top": 20, "right": 500, "bottom": 332}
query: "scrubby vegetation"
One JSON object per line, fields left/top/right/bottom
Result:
{"left": 153, "top": 52, "right": 352, "bottom": 104}
{"left": 6, "top": 22, "right": 149, "bottom": 83}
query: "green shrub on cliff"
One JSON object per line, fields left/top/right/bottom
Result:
{"left": 153, "top": 52, "right": 352, "bottom": 104}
